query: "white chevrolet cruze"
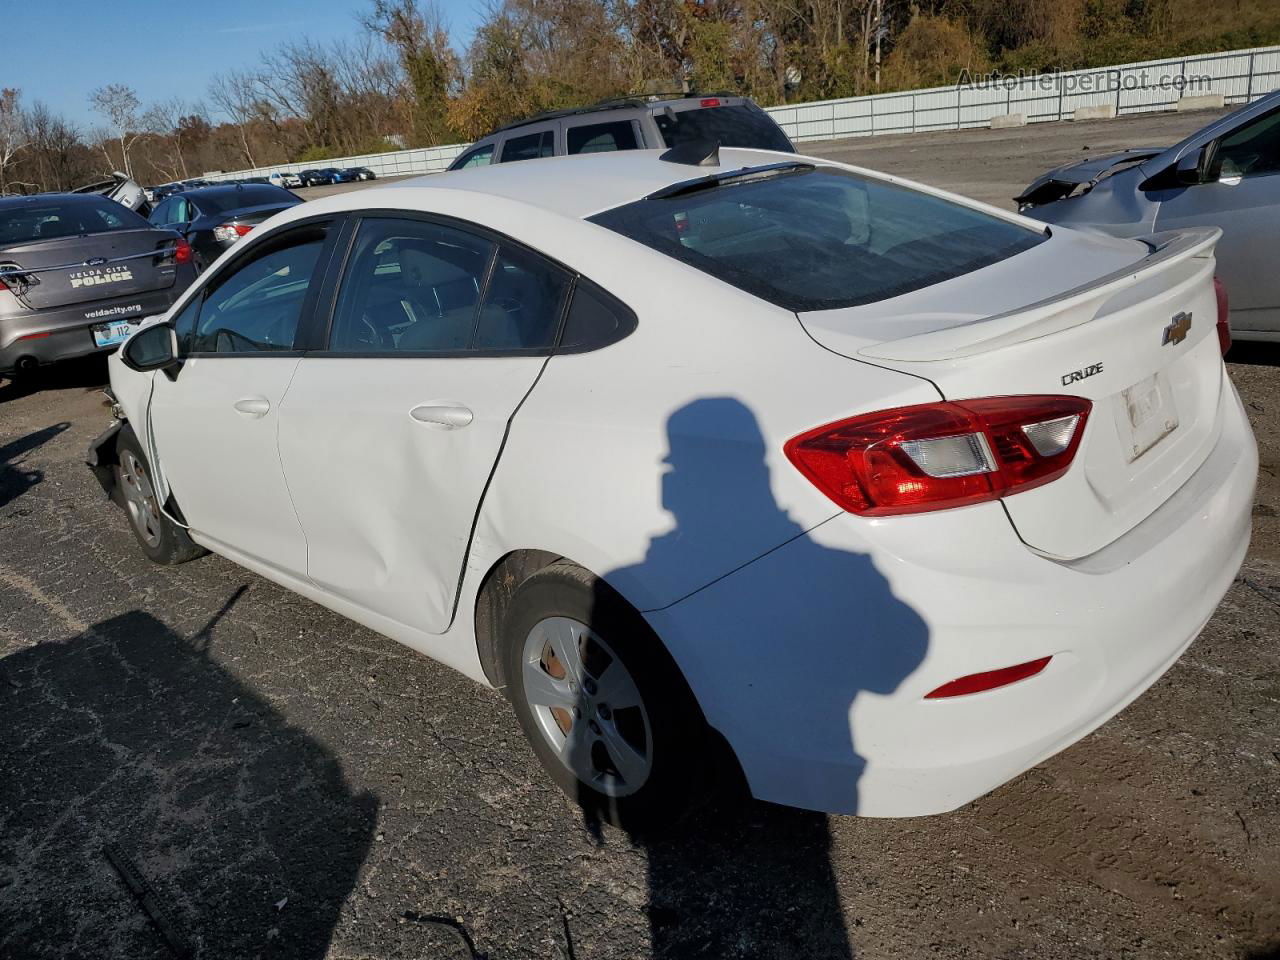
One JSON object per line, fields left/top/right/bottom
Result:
{"left": 91, "top": 144, "right": 1257, "bottom": 823}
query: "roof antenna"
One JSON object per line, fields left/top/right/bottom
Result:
{"left": 659, "top": 138, "right": 720, "bottom": 167}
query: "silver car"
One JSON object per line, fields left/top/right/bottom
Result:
{"left": 1017, "top": 89, "right": 1280, "bottom": 343}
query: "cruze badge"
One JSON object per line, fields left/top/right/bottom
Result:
{"left": 1163, "top": 311, "right": 1192, "bottom": 346}
{"left": 1061, "top": 362, "right": 1104, "bottom": 387}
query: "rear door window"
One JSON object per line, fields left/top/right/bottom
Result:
{"left": 590, "top": 167, "right": 1045, "bottom": 311}
{"left": 328, "top": 217, "right": 572, "bottom": 353}
{"left": 501, "top": 130, "right": 555, "bottom": 163}
{"left": 654, "top": 103, "right": 794, "bottom": 153}
{"left": 567, "top": 121, "right": 639, "bottom": 155}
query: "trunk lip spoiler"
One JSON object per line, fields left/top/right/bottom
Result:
{"left": 0, "top": 243, "right": 183, "bottom": 280}
{"left": 857, "top": 226, "right": 1221, "bottom": 363}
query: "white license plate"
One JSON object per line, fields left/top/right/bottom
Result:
{"left": 1119, "top": 372, "right": 1179, "bottom": 462}
{"left": 91, "top": 320, "right": 134, "bottom": 348}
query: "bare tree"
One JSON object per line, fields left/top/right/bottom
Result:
{"left": 208, "top": 70, "right": 260, "bottom": 169}
{"left": 89, "top": 83, "right": 143, "bottom": 178}
{"left": 0, "top": 88, "right": 29, "bottom": 194}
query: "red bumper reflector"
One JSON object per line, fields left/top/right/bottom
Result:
{"left": 17, "top": 331, "right": 52, "bottom": 341}
{"left": 924, "top": 656, "right": 1052, "bottom": 699}
{"left": 1214, "top": 275, "right": 1230, "bottom": 355}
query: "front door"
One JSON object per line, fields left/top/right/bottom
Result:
{"left": 149, "top": 220, "right": 335, "bottom": 578}
{"left": 278, "top": 215, "right": 571, "bottom": 634}
{"left": 1155, "top": 106, "right": 1280, "bottom": 337}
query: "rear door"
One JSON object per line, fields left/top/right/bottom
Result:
{"left": 1153, "top": 105, "right": 1280, "bottom": 337}
{"left": 148, "top": 218, "right": 337, "bottom": 577}
{"left": 277, "top": 214, "right": 570, "bottom": 634}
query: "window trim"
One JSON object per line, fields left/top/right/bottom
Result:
{"left": 177, "top": 213, "right": 345, "bottom": 359}
{"left": 305, "top": 209, "right": 635, "bottom": 359}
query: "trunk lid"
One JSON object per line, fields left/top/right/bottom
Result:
{"left": 0, "top": 228, "right": 182, "bottom": 311}
{"left": 799, "top": 226, "right": 1225, "bottom": 559}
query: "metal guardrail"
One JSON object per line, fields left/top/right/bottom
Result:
{"left": 204, "top": 44, "right": 1280, "bottom": 182}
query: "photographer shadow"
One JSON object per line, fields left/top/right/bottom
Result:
{"left": 575, "top": 397, "right": 929, "bottom": 958}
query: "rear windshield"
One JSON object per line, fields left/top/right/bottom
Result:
{"left": 589, "top": 167, "right": 1046, "bottom": 311}
{"left": 194, "top": 185, "right": 296, "bottom": 214}
{"left": 654, "top": 103, "right": 794, "bottom": 153}
{"left": 0, "top": 197, "right": 148, "bottom": 245}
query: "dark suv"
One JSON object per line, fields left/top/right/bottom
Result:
{"left": 448, "top": 94, "right": 794, "bottom": 170}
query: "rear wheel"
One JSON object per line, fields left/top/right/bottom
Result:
{"left": 503, "top": 560, "right": 710, "bottom": 828}
{"left": 114, "top": 427, "right": 205, "bottom": 565}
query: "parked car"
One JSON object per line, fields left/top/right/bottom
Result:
{"left": 1017, "top": 88, "right": 1280, "bottom": 343}
{"left": 298, "top": 169, "right": 333, "bottom": 187}
{"left": 269, "top": 171, "right": 303, "bottom": 189}
{"left": 347, "top": 167, "right": 377, "bottom": 181}
{"left": 322, "top": 167, "right": 359, "bottom": 183}
{"left": 91, "top": 145, "right": 1255, "bottom": 824}
{"left": 147, "top": 183, "right": 301, "bottom": 272}
{"left": 73, "top": 172, "right": 151, "bottom": 216}
{"left": 0, "top": 193, "right": 195, "bottom": 377}
{"left": 447, "top": 93, "right": 795, "bottom": 170}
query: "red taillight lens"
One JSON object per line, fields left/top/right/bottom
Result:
{"left": 0, "top": 279, "right": 8, "bottom": 292}
{"left": 924, "top": 656, "right": 1053, "bottom": 699}
{"left": 174, "top": 239, "right": 192, "bottom": 264}
{"left": 1214, "top": 275, "right": 1230, "bottom": 355}
{"left": 700, "top": 97, "right": 722, "bottom": 107}
{"left": 784, "top": 395, "right": 1092, "bottom": 516}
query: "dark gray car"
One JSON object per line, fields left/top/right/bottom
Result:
{"left": 448, "top": 93, "right": 795, "bottom": 170}
{"left": 1017, "top": 90, "right": 1280, "bottom": 342}
{"left": 0, "top": 194, "right": 196, "bottom": 377}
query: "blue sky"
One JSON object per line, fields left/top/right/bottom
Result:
{"left": 10, "top": 0, "right": 485, "bottom": 129}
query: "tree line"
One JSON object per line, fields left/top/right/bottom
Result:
{"left": 1, "top": 0, "right": 1276, "bottom": 192}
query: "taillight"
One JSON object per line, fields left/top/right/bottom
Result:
{"left": 213, "top": 223, "right": 253, "bottom": 244}
{"left": 174, "top": 239, "right": 192, "bottom": 264}
{"left": 699, "top": 97, "right": 722, "bottom": 107}
{"left": 784, "top": 395, "right": 1092, "bottom": 516}
{"left": 1214, "top": 275, "right": 1230, "bottom": 355}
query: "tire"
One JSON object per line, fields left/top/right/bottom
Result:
{"left": 114, "top": 426, "right": 206, "bottom": 565}
{"left": 503, "top": 560, "right": 711, "bottom": 829}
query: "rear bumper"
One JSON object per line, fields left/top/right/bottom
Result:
{"left": 647, "top": 378, "right": 1257, "bottom": 816}
{"left": 0, "top": 284, "right": 186, "bottom": 374}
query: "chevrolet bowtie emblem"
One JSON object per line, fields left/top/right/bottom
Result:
{"left": 1162, "top": 311, "right": 1192, "bottom": 346}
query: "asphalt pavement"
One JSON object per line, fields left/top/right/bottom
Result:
{"left": 1, "top": 107, "right": 1278, "bottom": 960}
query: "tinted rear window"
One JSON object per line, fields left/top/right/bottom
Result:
{"left": 589, "top": 167, "right": 1046, "bottom": 311}
{"left": 0, "top": 197, "right": 148, "bottom": 244}
{"left": 193, "top": 186, "right": 297, "bottom": 214}
{"left": 654, "top": 103, "right": 794, "bottom": 153}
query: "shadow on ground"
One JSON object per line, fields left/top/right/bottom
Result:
{"left": 0, "top": 421, "right": 69, "bottom": 509}
{"left": 0, "top": 603, "right": 378, "bottom": 959}
{"left": 0, "top": 353, "right": 108, "bottom": 405}
{"left": 1227, "top": 341, "right": 1280, "bottom": 368}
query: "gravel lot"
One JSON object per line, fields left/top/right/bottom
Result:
{"left": 2, "top": 109, "right": 1277, "bottom": 960}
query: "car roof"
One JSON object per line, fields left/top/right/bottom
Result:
{"left": 398, "top": 147, "right": 797, "bottom": 219}
{"left": 178, "top": 184, "right": 292, "bottom": 199}
{"left": 490, "top": 93, "right": 743, "bottom": 137}
{"left": 0, "top": 192, "right": 113, "bottom": 211}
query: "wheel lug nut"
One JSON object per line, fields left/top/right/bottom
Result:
{"left": 588, "top": 720, "right": 601, "bottom": 735}
{"left": 597, "top": 704, "right": 611, "bottom": 720}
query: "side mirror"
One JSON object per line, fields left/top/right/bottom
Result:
{"left": 121, "top": 322, "right": 181, "bottom": 375}
{"left": 1175, "top": 146, "right": 1209, "bottom": 185}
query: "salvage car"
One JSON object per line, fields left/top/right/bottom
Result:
{"left": 0, "top": 193, "right": 195, "bottom": 377}
{"left": 88, "top": 144, "right": 1256, "bottom": 824}
{"left": 1017, "top": 89, "right": 1280, "bottom": 342}
{"left": 148, "top": 183, "right": 301, "bottom": 271}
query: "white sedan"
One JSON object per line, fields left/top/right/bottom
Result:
{"left": 90, "top": 145, "right": 1256, "bottom": 823}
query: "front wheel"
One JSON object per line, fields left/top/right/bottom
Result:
{"left": 503, "top": 561, "right": 711, "bottom": 829}
{"left": 114, "top": 427, "right": 205, "bottom": 565}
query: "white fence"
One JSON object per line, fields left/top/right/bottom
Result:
{"left": 205, "top": 43, "right": 1280, "bottom": 182}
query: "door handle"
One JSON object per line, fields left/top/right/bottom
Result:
{"left": 233, "top": 397, "right": 271, "bottom": 418}
{"left": 409, "top": 403, "right": 474, "bottom": 429}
